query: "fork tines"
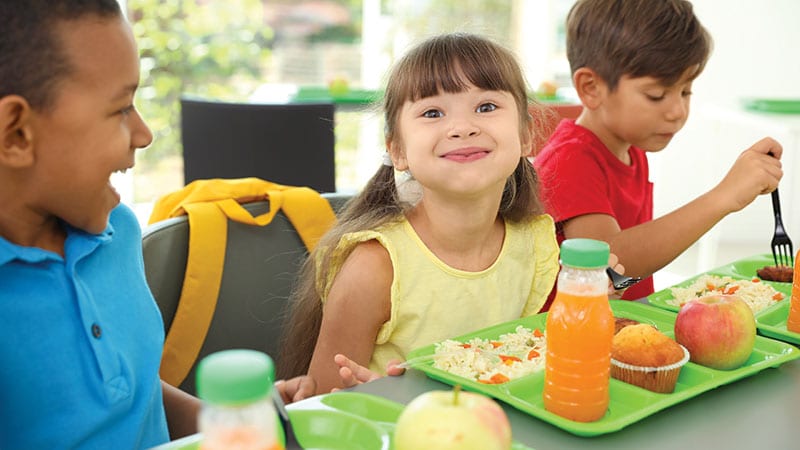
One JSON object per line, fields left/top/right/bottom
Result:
{"left": 770, "top": 189, "right": 794, "bottom": 268}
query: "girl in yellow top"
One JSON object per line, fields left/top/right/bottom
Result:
{"left": 280, "top": 33, "right": 560, "bottom": 394}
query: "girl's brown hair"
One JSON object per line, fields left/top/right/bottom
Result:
{"left": 278, "top": 32, "right": 546, "bottom": 378}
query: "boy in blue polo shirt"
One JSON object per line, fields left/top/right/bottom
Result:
{"left": 0, "top": 1, "right": 320, "bottom": 448}
{"left": 0, "top": 1, "right": 198, "bottom": 448}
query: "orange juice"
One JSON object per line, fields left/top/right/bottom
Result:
{"left": 201, "top": 426, "right": 283, "bottom": 450}
{"left": 544, "top": 291, "right": 613, "bottom": 421}
{"left": 786, "top": 250, "right": 800, "bottom": 333}
{"left": 543, "top": 238, "right": 613, "bottom": 422}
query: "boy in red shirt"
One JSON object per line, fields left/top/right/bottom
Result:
{"left": 534, "top": 0, "right": 783, "bottom": 306}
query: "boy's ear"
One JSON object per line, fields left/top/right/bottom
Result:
{"left": 572, "top": 68, "right": 606, "bottom": 110}
{"left": 0, "top": 95, "right": 35, "bottom": 168}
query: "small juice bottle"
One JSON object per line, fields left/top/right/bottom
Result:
{"left": 197, "top": 350, "right": 284, "bottom": 450}
{"left": 786, "top": 250, "right": 800, "bottom": 333}
{"left": 543, "top": 238, "right": 614, "bottom": 422}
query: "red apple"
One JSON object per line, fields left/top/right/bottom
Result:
{"left": 674, "top": 295, "right": 756, "bottom": 370}
{"left": 393, "top": 387, "right": 511, "bottom": 450}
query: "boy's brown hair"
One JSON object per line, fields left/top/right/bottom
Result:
{"left": 567, "top": 0, "right": 712, "bottom": 90}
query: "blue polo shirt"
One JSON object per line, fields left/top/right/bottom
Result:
{"left": 0, "top": 204, "right": 169, "bottom": 449}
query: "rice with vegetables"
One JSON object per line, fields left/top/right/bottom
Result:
{"left": 667, "top": 275, "right": 785, "bottom": 313}
{"left": 432, "top": 325, "right": 546, "bottom": 384}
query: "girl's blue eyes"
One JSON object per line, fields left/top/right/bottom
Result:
{"left": 421, "top": 102, "right": 497, "bottom": 117}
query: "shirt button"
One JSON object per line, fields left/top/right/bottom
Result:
{"left": 91, "top": 323, "right": 102, "bottom": 339}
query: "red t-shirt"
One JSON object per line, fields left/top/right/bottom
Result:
{"left": 533, "top": 119, "right": 654, "bottom": 308}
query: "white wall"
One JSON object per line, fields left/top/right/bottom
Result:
{"left": 691, "top": 0, "right": 800, "bottom": 107}
{"left": 650, "top": 0, "right": 800, "bottom": 278}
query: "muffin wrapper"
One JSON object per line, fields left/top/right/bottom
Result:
{"left": 611, "top": 345, "right": 690, "bottom": 393}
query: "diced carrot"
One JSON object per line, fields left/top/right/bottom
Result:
{"left": 723, "top": 285, "right": 740, "bottom": 295}
{"left": 532, "top": 329, "right": 544, "bottom": 338}
{"left": 490, "top": 341, "right": 503, "bottom": 348}
{"left": 461, "top": 343, "right": 471, "bottom": 349}
{"left": 752, "top": 278, "right": 761, "bottom": 283}
{"left": 490, "top": 373, "right": 510, "bottom": 384}
{"left": 527, "top": 349, "right": 540, "bottom": 360}
{"left": 478, "top": 373, "right": 510, "bottom": 384}
{"left": 499, "top": 355, "right": 521, "bottom": 365}
{"left": 773, "top": 292, "right": 785, "bottom": 301}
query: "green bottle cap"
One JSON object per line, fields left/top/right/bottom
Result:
{"left": 196, "top": 349, "right": 275, "bottom": 405}
{"left": 560, "top": 238, "right": 609, "bottom": 269}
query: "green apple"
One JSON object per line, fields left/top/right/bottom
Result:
{"left": 393, "top": 387, "right": 511, "bottom": 450}
{"left": 674, "top": 294, "right": 756, "bottom": 370}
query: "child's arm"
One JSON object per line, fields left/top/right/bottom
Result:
{"left": 564, "top": 137, "right": 783, "bottom": 278}
{"left": 161, "top": 380, "right": 201, "bottom": 440}
{"left": 307, "top": 239, "right": 393, "bottom": 395}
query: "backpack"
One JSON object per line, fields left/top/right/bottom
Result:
{"left": 146, "top": 177, "right": 337, "bottom": 387}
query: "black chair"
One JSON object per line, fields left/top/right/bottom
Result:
{"left": 180, "top": 97, "right": 336, "bottom": 192}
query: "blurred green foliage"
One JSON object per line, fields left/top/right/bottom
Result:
{"left": 128, "top": 0, "right": 274, "bottom": 166}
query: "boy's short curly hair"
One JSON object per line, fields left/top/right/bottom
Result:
{"left": 567, "top": 0, "right": 712, "bottom": 90}
{"left": 0, "top": 0, "right": 121, "bottom": 110}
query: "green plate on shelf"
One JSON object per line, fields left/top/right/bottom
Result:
{"left": 647, "top": 254, "right": 792, "bottom": 337}
{"left": 741, "top": 98, "right": 800, "bottom": 114}
{"left": 150, "top": 392, "right": 535, "bottom": 450}
{"left": 404, "top": 300, "right": 799, "bottom": 437}
{"left": 291, "top": 85, "right": 382, "bottom": 106}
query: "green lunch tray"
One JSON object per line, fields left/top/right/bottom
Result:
{"left": 150, "top": 391, "right": 535, "bottom": 450}
{"left": 647, "top": 253, "right": 794, "bottom": 341}
{"left": 754, "top": 300, "right": 800, "bottom": 345}
{"left": 741, "top": 98, "right": 800, "bottom": 114}
{"left": 404, "top": 300, "right": 800, "bottom": 437}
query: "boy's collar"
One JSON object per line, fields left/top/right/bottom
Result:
{"left": 0, "top": 219, "right": 114, "bottom": 266}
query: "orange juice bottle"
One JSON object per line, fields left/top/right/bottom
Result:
{"left": 197, "top": 350, "right": 284, "bottom": 450}
{"left": 786, "top": 250, "right": 800, "bottom": 333}
{"left": 543, "top": 238, "right": 614, "bottom": 422}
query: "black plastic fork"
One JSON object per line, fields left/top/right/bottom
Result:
{"left": 770, "top": 188, "right": 794, "bottom": 268}
{"left": 606, "top": 267, "right": 642, "bottom": 291}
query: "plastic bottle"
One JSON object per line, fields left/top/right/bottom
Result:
{"left": 196, "top": 349, "right": 284, "bottom": 450}
{"left": 543, "top": 238, "right": 614, "bottom": 422}
{"left": 786, "top": 250, "right": 800, "bottom": 333}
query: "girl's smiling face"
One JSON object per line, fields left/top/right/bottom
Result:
{"left": 390, "top": 83, "right": 527, "bottom": 200}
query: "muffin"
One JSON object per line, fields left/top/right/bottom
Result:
{"left": 610, "top": 324, "right": 690, "bottom": 393}
{"left": 614, "top": 317, "right": 640, "bottom": 334}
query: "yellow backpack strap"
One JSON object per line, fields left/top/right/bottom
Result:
{"left": 158, "top": 201, "right": 227, "bottom": 386}
{"left": 150, "top": 178, "right": 336, "bottom": 387}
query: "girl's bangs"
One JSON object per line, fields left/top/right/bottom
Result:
{"left": 402, "top": 42, "right": 515, "bottom": 102}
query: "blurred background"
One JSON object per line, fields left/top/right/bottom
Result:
{"left": 115, "top": 0, "right": 800, "bottom": 289}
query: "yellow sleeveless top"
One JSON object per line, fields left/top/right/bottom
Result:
{"left": 321, "top": 214, "right": 559, "bottom": 374}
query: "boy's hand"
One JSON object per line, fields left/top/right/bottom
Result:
{"left": 714, "top": 137, "right": 783, "bottom": 213}
{"left": 608, "top": 252, "right": 625, "bottom": 299}
{"left": 333, "top": 353, "right": 405, "bottom": 392}
{"left": 275, "top": 375, "right": 317, "bottom": 404}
